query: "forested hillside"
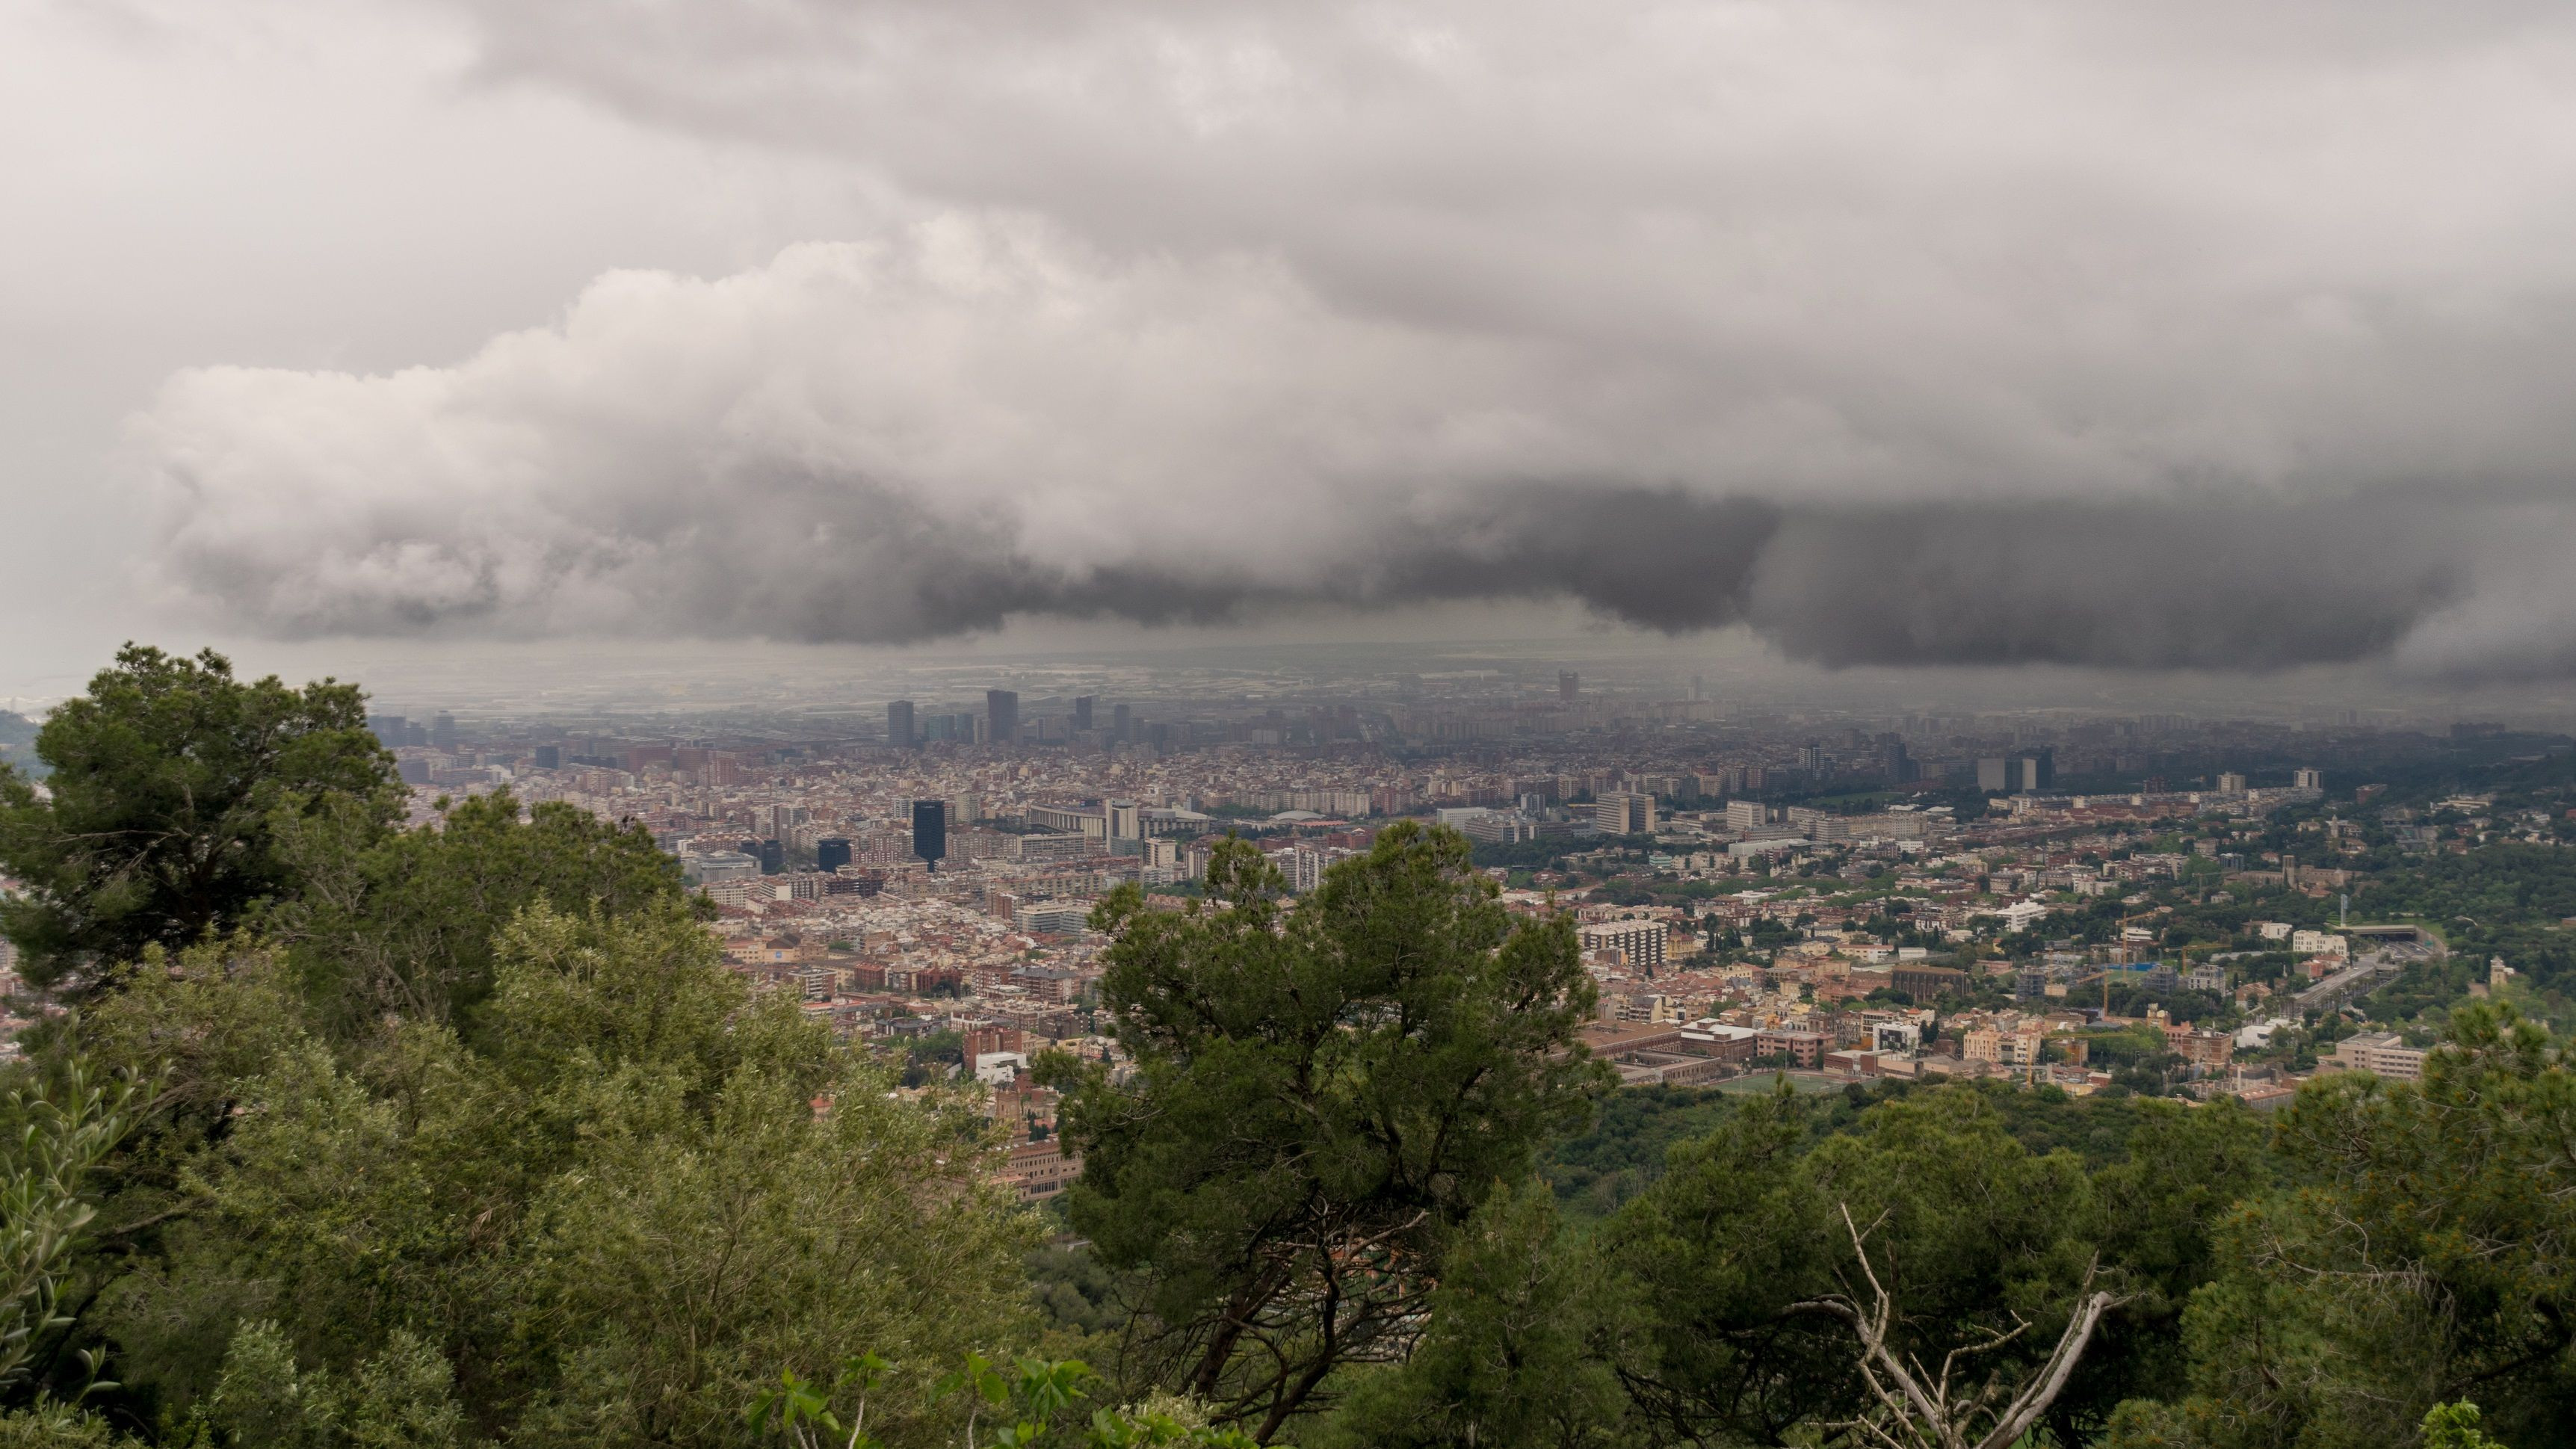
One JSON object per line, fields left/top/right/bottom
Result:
{"left": 0, "top": 648, "right": 2566, "bottom": 1448}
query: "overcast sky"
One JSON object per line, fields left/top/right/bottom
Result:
{"left": 9, "top": 0, "right": 2576, "bottom": 698}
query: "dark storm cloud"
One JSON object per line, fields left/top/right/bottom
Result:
{"left": 1367, "top": 492, "right": 2474, "bottom": 672}
{"left": 1366, "top": 490, "right": 1785, "bottom": 632}
{"left": 1741, "top": 503, "right": 2468, "bottom": 670}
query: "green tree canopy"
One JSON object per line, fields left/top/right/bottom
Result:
{"left": 2114, "top": 1002, "right": 2576, "bottom": 1448}
{"left": 65, "top": 904, "right": 1039, "bottom": 1446}
{"left": 0, "top": 646, "right": 396, "bottom": 995}
{"left": 1044, "top": 824, "right": 1608, "bottom": 1442}
{"left": 269, "top": 788, "right": 696, "bottom": 1033}
{"left": 1312, "top": 1180, "right": 1623, "bottom": 1449}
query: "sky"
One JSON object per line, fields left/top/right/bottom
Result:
{"left": 9, "top": 0, "right": 2576, "bottom": 703}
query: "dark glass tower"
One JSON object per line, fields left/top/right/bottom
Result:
{"left": 912, "top": 800, "right": 948, "bottom": 870}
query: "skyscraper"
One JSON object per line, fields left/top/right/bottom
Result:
{"left": 815, "top": 837, "right": 852, "bottom": 873}
{"left": 1594, "top": 792, "right": 1656, "bottom": 835}
{"left": 886, "top": 699, "right": 915, "bottom": 749}
{"left": 430, "top": 712, "right": 457, "bottom": 753}
{"left": 1978, "top": 753, "right": 2054, "bottom": 793}
{"left": 912, "top": 800, "right": 948, "bottom": 869}
{"left": 986, "top": 689, "right": 1019, "bottom": 745}
{"left": 1112, "top": 702, "right": 1132, "bottom": 741}
{"left": 1558, "top": 670, "right": 1579, "bottom": 703}
{"left": 2024, "top": 749, "right": 2056, "bottom": 792}
{"left": 1877, "top": 738, "right": 1914, "bottom": 783}
{"left": 1072, "top": 695, "right": 1094, "bottom": 732}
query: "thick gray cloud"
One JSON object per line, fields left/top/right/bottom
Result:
{"left": 119, "top": 0, "right": 2576, "bottom": 674}
{"left": 1742, "top": 503, "right": 2468, "bottom": 670}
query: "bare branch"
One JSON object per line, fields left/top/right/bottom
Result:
{"left": 1822, "top": 1202, "right": 2133, "bottom": 1449}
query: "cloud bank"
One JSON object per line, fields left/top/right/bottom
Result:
{"left": 135, "top": 0, "right": 2576, "bottom": 675}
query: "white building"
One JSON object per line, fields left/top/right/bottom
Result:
{"left": 2329, "top": 1032, "right": 2425, "bottom": 1082}
{"left": 1581, "top": 920, "right": 1670, "bottom": 971}
{"left": 1872, "top": 1021, "right": 1923, "bottom": 1055}
{"left": 1012, "top": 901, "right": 1093, "bottom": 935}
{"left": 1595, "top": 792, "right": 1657, "bottom": 835}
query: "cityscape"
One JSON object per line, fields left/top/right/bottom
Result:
{"left": 190, "top": 653, "right": 2554, "bottom": 1207}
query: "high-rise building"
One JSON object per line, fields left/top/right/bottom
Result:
{"left": 2217, "top": 771, "right": 2249, "bottom": 794}
{"left": 815, "top": 837, "right": 853, "bottom": 873}
{"left": 1978, "top": 753, "right": 2055, "bottom": 794}
{"left": 430, "top": 713, "right": 457, "bottom": 753}
{"left": 1072, "top": 696, "right": 1095, "bottom": 732}
{"left": 1877, "top": 738, "right": 1915, "bottom": 783}
{"left": 912, "top": 800, "right": 948, "bottom": 869}
{"left": 1112, "top": 703, "right": 1132, "bottom": 741}
{"left": 886, "top": 699, "right": 916, "bottom": 749}
{"left": 533, "top": 744, "right": 560, "bottom": 770}
{"left": 1108, "top": 800, "right": 1141, "bottom": 840}
{"left": 1557, "top": 670, "right": 1579, "bottom": 703}
{"left": 1797, "top": 742, "right": 1824, "bottom": 772}
{"left": 368, "top": 714, "right": 406, "bottom": 747}
{"left": 2294, "top": 767, "right": 2323, "bottom": 791}
{"left": 1579, "top": 920, "right": 1669, "bottom": 974}
{"left": 756, "top": 839, "right": 785, "bottom": 874}
{"left": 1595, "top": 792, "right": 1657, "bottom": 835}
{"left": 2023, "top": 749, "right": 2056, "bottom": 792}
{"left": 986, "top": 690, "right": 1019, "bottom": 746}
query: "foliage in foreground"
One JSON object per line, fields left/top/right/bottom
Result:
{"left": 0, "top": 646, "right": 395, "bottom": 997}
{"left": 1044, "top": 827, "right": 1609, "bottom": 1441}
{"left": 66, "top": 906, "right": 1038, "bottom": 1445}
